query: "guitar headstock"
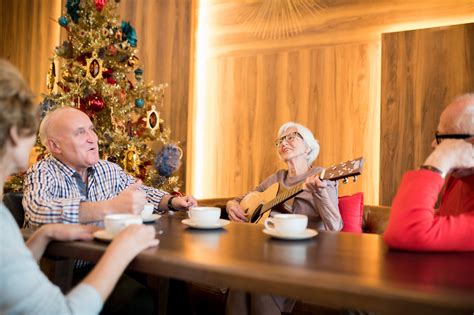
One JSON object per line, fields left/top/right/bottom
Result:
{"left": 320, "top": 157, "right": 364, "bottom": 182}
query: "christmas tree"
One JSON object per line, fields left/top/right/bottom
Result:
{"left": 7, "top": 0, "right": 182, "bottom": 193}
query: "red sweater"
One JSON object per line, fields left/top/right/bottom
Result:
{"left": 384, "top": 170, "right": 474, "bottom": 251}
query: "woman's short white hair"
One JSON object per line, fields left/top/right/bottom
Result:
{"left": 278, "top": 122, "right": 320, "bottom": 165}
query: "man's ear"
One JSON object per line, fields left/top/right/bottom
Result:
{"left": 47, "top": 138, "right": 62, "bottom": 154}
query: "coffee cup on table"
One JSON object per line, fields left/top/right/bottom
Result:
{"left": 141, "top": 203, "right": 154, "bottom": 219}
{"left": 104, "top": 214, "right": 143, "bottom": 236}
{"left": 188, "top": 207, "right": 221, "bottom": 225}
{"left": 264, "top": 214, "right": 308, "bottom": 235}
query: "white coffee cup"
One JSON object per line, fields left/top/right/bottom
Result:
{"left": 264, "top": 214, "right": 308, "bottom": 234}
{"left": 188, "top": 207, "right": 221, "bottom": 225}
{"left": 141, "top": 203, "right": 154, "bottom": 219}
{"left": 104, "top": 214, "right": 143, "bottom": 236}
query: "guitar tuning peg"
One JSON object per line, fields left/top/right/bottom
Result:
{"left": 342, "top": 178, "right": 348, "bottom": 184}
{"left": 353, "top": 175, "right": 358, "bottom": 182}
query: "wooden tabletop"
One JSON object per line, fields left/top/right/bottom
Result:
{"left": 24, "top": 213, "right": 474, "bottom": 315}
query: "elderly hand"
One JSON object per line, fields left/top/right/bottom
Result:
{"left": 424, "top": 139, "right": 474, "bottom": 176}
{"left": 110, "top": 180, "right": 147, "bottom": 215}
{"left": 226, "top": 200, "right": 248, "bottom": 222}
{"left": 303, "top": 173, "right": 328, "bottom": 193}
{"left": 45, "top": 224, "right": 99, "bottom": 242}
{"left": 111, "top": 224, "right": 159, "bottom": 258}
{"left": 171, "top": 195, "right": 198, "bottom": 210}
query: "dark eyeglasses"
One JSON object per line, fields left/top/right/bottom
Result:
{"left": 274, "top": 131, "right": 303, "bottom": 147}
{"left": 435, "top": 132, "right": 473, "bottom": 145}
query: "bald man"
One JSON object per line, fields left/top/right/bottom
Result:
{"left": 384, "top": 93, "right": 474, "bottom": 251}
{"left": 23, "top": 107, "right": 196, "bottom": 227}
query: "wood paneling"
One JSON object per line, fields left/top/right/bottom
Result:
{"left": 118, "top": 0, "right": 193, "bottom": 191}
{"left": 0, "top": 0, "right": 61, "bottom": 103}
{"left": 380, "top": 23, "right": 474, "bottom": 206}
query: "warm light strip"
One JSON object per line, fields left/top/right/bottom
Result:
{"left": 192, "top": 0, "right": 210, "bottom": 198}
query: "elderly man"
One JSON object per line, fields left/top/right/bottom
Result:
{"left": 23, "top": 106, "right": 196, "bottom": 227}
{"left": 384, "top": 93, "right": 474, "bottom": 251}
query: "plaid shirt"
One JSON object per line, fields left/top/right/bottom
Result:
{"left": 23, "top": 156, "right": 167, "bottom": 228}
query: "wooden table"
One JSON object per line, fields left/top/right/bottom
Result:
{"left": 23, "top": 213, "right": 474, "bottom": 315}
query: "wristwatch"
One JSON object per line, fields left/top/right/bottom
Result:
{"left": 167, "top": 196, "right": 177, "bottom": 211}
{"left": 419, "top": 165, "right": 444, "bottom": 177}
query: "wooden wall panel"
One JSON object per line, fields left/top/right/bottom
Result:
{"left": 118, "top": 0, "right": 193, "bottom": 191}
{"left": 0, "top": 0, "right": 61, "bottom": 103}
{"left": 380, "top": 23, "right": 474, "bottom": 205}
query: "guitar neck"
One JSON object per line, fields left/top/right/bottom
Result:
{"left": 261, "top": 182, "right": 305, "bottom": 213}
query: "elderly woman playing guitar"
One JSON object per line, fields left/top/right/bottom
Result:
{"left": 225, "top": 122, "right": 343, "bottom": 315}
{"left": 226, "top": 121, "right": 342, "bottom": 231}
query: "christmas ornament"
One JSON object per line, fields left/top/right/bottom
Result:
{"left": 89, "top": 95, "right": 105, "bottom": 111}
{"left": 114, "top": 28, "right": 123, "bottom": 41}
{"left": 107, "top": 44, "right": 118, "bottom": 56}
{"left": 121, "top": 21, "right": 137, "bottom": 47}
{"left": 146, "top": 105, "right": 160, "bottom": 135}
{"left": 135, "top": 98, "right": 144, "bottom": 108}
{"left": 66, "top": 0, "right": 80, "bottom": 23}
{"left": 128, "top": 54, "right": 139, "bottom": 67}
{"left": 154, "top": 144, "right": 182, "bottom": 177}
{"left": 62, "top": 68, "right": 74, "bottom": 82}
{"left": 58, "top": 16, "right": 68, "bottom": 27}
{"left": 46, "top": 61, "right": 56, "bottom": 93}
{"left": 134, "top": 68, "right": 143, "bottom": 80}
{"left": 95, "top": 0, "right": 107, "bottom": 11}
{"left": 123, "top": 145, "right": 140, "bottom": 176}
{"left": 85, "top": 51, "right": 104, "bottom": 82}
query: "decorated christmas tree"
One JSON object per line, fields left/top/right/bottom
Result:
{"left": 7, "top": 0, "right": 182, "bottom": 193}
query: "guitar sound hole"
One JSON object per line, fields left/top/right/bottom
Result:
{"left": 250, "top": 205, "right": 263, "bottom": 223}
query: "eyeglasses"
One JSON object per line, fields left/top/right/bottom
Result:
{"left": 274, "top": 131, "right": 303, "bottom": 147}
{"left": 435, "top": 132, "right": 473, "bottom": 145}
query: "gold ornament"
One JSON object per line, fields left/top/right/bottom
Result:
{"left": 46, "top": 61, "right": 56, "bottom": 93}
{"left": 122, "top": 144, "right": 140, "bottom": 176}
{"left": 128, "top": 54, "right": 139, "bottom": 67}
{"left": 146, "top": 105, "right": 160, "bottom": 136}
{"left": 85, "top": 51, "right": 104, "bottom": 82}
{"left": 62, "top": 68, "right": 74, "bottom": 82}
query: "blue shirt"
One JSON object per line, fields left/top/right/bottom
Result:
{"left": 23, "top": 156, "right": 167, "bottom": 227}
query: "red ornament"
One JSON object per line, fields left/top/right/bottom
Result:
{"left": 95, "top": 0, "right": 107, "bottom": 11}
{"left": 106, "top": 77, "right": 116, "bottom": 85}
{"left": 89, "top": 96, "right": 105, "bottom": 112}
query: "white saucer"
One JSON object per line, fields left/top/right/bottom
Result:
{"left": 263, "top": 228, "right": 318, "bottom": 240}
{"left": 93, "top": 230, "right": 114, "bottom": 242}
{"left": 142, "top": 214, "right": 161, "bottom": 223}
{"left": 181, "top": 218, "right": 230, "bottom": 229}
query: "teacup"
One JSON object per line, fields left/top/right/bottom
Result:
{"left": 141, "top": 203, "right": 154, "bottom": 219}
{"left": 264, "top": 214, "right": 308, "bottom": 235}
{"left": 104, "top": 214, "right": 143, "bottom": 236}
{"left": 188, "top": 207, "right": 221, "bottom": 225}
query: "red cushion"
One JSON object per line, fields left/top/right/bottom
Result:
{"left": 338, "top": 192, "right": 364, "bottom": 233}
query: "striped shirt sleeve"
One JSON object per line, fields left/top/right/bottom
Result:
{"left": 23, "top": 166, "right": 81, "bottom": 227}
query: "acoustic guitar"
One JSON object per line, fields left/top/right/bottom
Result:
{"left": 240, "top": 157, "right": 365, "bottom": 224}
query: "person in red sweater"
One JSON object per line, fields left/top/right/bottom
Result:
{"left": 384, "top": 93, "right": 474, "bottom": 251}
